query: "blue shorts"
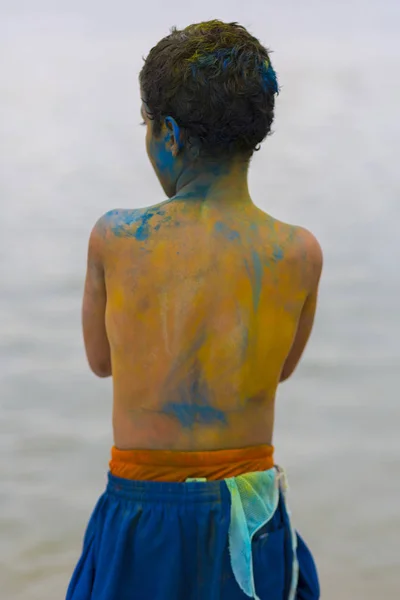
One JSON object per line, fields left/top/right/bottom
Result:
{"left": 66, "top": 472, "right": 319, "bottom": 599}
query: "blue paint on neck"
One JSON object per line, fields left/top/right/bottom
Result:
{"left": 173, "top": 161, "right": 232, "bottom": 202}
{"left": 153, "top": 141, "right": 175, "bottom": 177}
{"left": 173, "top": 183, "right": 211, "bottom": 201}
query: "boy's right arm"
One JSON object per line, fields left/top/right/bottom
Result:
{"left": 280, "top": 231, "right": 323, "bottom": 382}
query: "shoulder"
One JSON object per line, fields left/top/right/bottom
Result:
{"left": 267, "top": 215, "right": 322, "bottom": 261}
{"left": 93, "top": 208, "right": 139, "bottom": 236}
{"left": 293, "top": 226, "right": 323, "bottom": 266}
{"left": 268, "top": 217, "right": 323, "bottom": 286}
{"left": 87, "top": 208, "right": 145, "bottom": 244}
{"left": 91, "top": 203, "right": 169, "bottom": 241}
{"left": 291, "top": 225, "right": 323, "bottom": 289}
{"left": 85, "top": 209, "right": 129, "bottom": 262}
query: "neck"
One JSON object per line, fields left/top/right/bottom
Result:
{"left": 173, "top": 157, "right": 252, "bottom": 205}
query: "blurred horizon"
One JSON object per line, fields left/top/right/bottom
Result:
{"left": 1, "top": 2, "right": 399, "bottom": 598}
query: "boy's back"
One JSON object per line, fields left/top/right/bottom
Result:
{"left": 87, "top": 197, "right": 321, "bottom": 451}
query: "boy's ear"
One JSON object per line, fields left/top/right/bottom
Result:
{"left": 165, "top": 117, "right": 182, "bottom": 157}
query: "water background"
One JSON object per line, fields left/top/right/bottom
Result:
{"left": 1, "top": 2, "right": 399, "bottom": 598}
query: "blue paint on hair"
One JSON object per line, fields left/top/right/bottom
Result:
{"left": 260, "top": 62, "right": 279, "bottom": 94}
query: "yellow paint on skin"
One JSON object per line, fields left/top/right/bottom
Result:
{"left": 101, "top": 194, "right": 314, "bottom": 450}
{"left": 160, "top": 290, "right": 172, "bottom": 356}
{"left": 109, "top": 287, "right": 125, "bottom": 311}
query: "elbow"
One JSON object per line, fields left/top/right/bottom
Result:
{"left": 279, "top": 364, "right": 296, "bottom": 383}
{"left": 88, "top": 358, "right": 112, "bottom": 378}
{"left": 279, "top": 370, "right": 290, "bottom": 383}
{"left": 84, "top": 341, "right": 112, "bottom": 378}
{"left": 94, "top": 367, "right": 112, "bottom": 378}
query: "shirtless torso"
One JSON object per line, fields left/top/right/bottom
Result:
{"left": 82, "top": 194, "right": 322, "bottom": 452}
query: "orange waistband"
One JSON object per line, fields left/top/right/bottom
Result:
{"left": 109, "top": 445, "right": 275, "bottom": 482}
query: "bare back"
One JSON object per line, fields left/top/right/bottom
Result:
{"left": 86, "top": 198, "right": 321, "bottom": 450}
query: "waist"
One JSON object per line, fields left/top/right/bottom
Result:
{"left": 109, "top": 444, "right": 275, "bottom": 482}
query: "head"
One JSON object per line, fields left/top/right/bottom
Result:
{"left": 139, "top": 20, "right": 279, "bottom": 198}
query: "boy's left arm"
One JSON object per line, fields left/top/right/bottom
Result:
{"left": 82, "top": 219, "right": 112, "bottom": 377}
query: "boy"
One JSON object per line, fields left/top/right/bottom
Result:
{"left": 67, "top": 20, "right": 322, "bottom": 600}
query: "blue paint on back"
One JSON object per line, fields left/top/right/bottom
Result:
{"left": 164, "top": 402, "right": 227, "bottom": 429}
{"left": 106, "top": 206, "right": 173, "bottom": 239}
{"left": 272, "top": 244, "right": 284, "bottom": 262}
{"left": 162, "top": 340, "right": 227, "bottom": 429}
{"left": 214, "top": 221, "right": 241, "bottom": 241}
{"left": 251, "top": 250, "right": 263, "bottom": 310}
{"left": 245, "top": 251, "right": 263, "bottom": 311}
{"left": 135, "top": 211, "right": 154, "bottom": 241}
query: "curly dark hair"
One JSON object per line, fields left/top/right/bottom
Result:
{"left": 139, "top": 20, "right": 279, "bottom": 160}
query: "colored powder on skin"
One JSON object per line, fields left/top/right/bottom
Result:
{"left": 163, "top": 402, "right": 227, "bottom": 429}
{"left": 272, "top": 244, "right": 284, "bottom": 262}
{"left": 105, "top": 207, "right": 171, "bottom": 239}
{"left": 152, "top": 135, "right": 176, "bottom": 177}
{"left": 174, "top": 183, "right": 212, "bottom": 201}
{"left": 105, "top": 209, "right": 145, "bottom": 238}
{"left": 245, "top": 251, "right": 263, "bottom": 311}
{"left": 135, "top": 211, "right": 154, "bottom": 241}
{"left": 163, "top": 372, "right": 228, "bottom": 426}
{"left": 162, "top": 344, "right": 227, "bottom": 429}
{"left": 251, "top": 250, "right": 263, "bottom": 310}
{"left": 241, "top": 327, "right": 249, "bottom": 357}
{"left": 214, "top": 221, "right": 241, "bottom": 241}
